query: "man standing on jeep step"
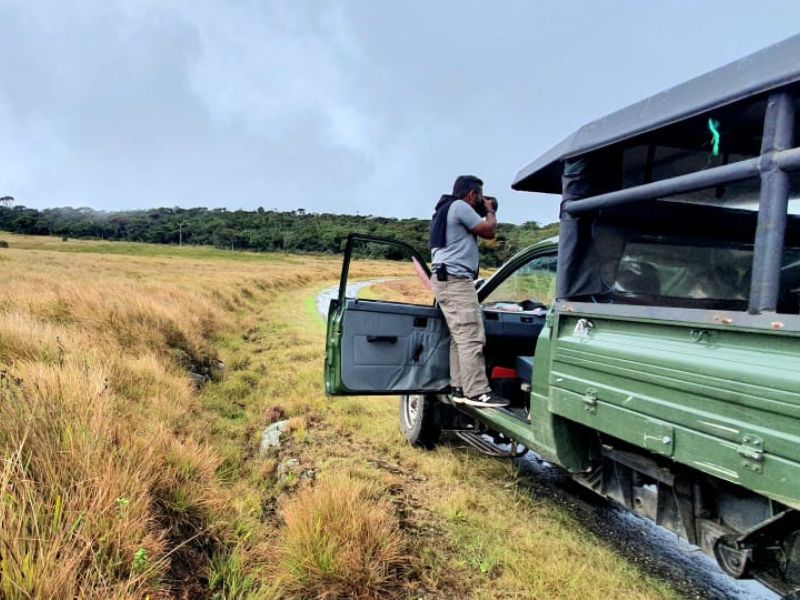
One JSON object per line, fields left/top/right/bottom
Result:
{"left": 429, "top": 175, "right": 507, "bottom": 408}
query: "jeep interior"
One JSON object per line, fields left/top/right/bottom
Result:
{"left": 480, "top": 252, "right": 556, "bottom": 418}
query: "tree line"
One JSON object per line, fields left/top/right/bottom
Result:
{"left": 0, "top": 205, "right": 558, "bottom": 266}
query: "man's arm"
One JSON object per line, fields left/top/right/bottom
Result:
{"left": 472, "top": 201, "right": 497, "bottom": 239}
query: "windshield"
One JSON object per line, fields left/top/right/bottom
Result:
{"left": 483, "top": 254, "right": 557, "bottom": 309}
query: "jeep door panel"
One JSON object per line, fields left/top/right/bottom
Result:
{"left": 324, "top": 234, "right": 451, "bottom": 396}
{"left": 335, "top": 299, "right": 449, "bottom": 393}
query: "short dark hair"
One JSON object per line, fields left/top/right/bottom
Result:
{"left": 452, "top": 175, "right": 483, "bottom": 199}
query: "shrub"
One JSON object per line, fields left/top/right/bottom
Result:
{"left": 276, "top": 474, "right": 408, "bottom": 599}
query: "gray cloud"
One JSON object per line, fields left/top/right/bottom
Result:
{"left": 1, "top": 0, "right": 798, "bottom": 224}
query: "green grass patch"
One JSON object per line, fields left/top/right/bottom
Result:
{"left": 0, "top": 232, "right": 308, "bottom": 262}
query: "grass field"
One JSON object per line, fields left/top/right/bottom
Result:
{"left": 0, "top": 233, "right": 679, "bottom": 599}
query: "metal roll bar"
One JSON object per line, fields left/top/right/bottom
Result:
{"left": 562, "top": 90, "right": 798, "bottom": 314}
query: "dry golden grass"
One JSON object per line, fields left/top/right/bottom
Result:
{"left": 276, "top": 473, "right": 408, "bottom": 599}
{"left": 0, "top": 233, "right": 679, "bottom": 599}
{"left": 0, "top": 234, "right": 406, "bottom": 599}
{"left": 356, "top": 266, "right": 498, "bottom": 305}
{"left": 0, "top": 248, "right": 228, "bottom": 598}
{"left": 357, "top": 277, "right": 434, "bottom": 305}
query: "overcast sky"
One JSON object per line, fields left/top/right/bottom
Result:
{"left": 1, "top": 1, "right": 799, "bottom": 224}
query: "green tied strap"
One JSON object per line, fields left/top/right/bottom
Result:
{"left": 708, "top": 118, "right": 721, "bottom": 156}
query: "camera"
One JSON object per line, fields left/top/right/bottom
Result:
{"left": 476, "top": 195, "right": 498, "bottom": 217}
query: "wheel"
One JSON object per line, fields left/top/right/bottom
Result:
{"left": 399, "top": 394, "right": 442, "bottom": 449}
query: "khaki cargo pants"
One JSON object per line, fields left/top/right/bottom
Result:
{"left": 430, "top": 277, "right": 491, "bottom": 398}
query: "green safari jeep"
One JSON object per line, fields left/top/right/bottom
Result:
{"left": 325, "top": 35, "right": 800, "bottom": 597}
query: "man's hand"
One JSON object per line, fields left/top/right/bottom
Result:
{"left": 472, "top": 200, "right": 497, "bottom": 239}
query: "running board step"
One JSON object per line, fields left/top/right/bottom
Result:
{"left": 454, "top": 431, "right": 528, "bottom": 458}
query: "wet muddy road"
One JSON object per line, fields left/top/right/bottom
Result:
{"left": 316, "top": 283, "right": 777, "bottom": 599}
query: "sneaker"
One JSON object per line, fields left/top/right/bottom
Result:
{"left": 460, "top": 392, "right": 509, "bottom": 408}
{"left": 450, "top": 387, "right": 467, "bottom": 403}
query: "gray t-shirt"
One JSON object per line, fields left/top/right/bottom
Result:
{"left": 431, "top": 200, "right": 483, "bottom": 279}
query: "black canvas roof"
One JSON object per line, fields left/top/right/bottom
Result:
{"left": 512, "top": 34, "right": 800, "bottom": 194}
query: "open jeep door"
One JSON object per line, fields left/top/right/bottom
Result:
{"left": 324, "top": 234, "right": 451, "bottom": 396}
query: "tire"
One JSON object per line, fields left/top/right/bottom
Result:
{"left": 399, "top": 394, "right": 442, "bottom": 449}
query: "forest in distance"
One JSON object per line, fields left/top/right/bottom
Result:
{"left": 0, "top": 205, "right": 559, "bottom": 266}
